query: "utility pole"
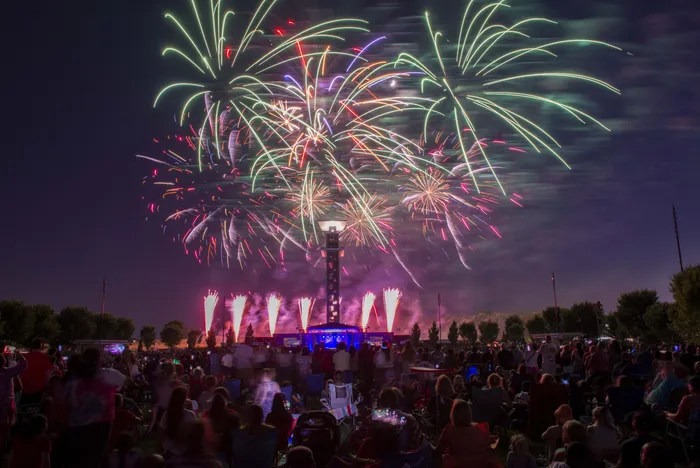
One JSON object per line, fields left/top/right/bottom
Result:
{"left": 673, "top": 205, "right": 684, "bottom": 272}
{"left": 101, "top": 276, "right": 106, "bottom": 340}
{"left": 437, "top": 293, "right": 442, "bottom": 341}
{"left": 551, "top": 272, "right": 559, "bottom": 332}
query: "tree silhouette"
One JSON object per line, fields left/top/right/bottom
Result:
{"left": 448, "top": 320, "right": 459, "bottom": 347}
{"left": 140, "top": 325, "right": 157, "bottom": 350}
{"left": 410, "top": 323, "right": 421, "bottom": 348}
{"left": 428, "top": 321, "right": 439, "bottom": 347}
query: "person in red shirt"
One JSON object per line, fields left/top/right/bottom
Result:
{"left": 9, "top": 414, "right": 51, "bottom": 468}
{"left": 21, "top": 338, "right": 55, "bottom": 405}
{"left": 665, "top": 375, "right": 700, "bottom": 424}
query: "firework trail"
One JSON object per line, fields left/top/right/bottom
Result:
{"left": 361, "top": 292, "right": 376, "bottom": 330}
{"left": 298, "top": 297, "right": 313, "bottom": 332}
{"left": 383, "top": 288, "right": 402, "bottom": 332}
{"left": 266, "top": 293, "right": 282, "bottom": 335}
{"left": 228, "top": 294, "right": 248, "bottom": 342}
{"left": 203, "top": 290, "right": 219, "bottom": 332}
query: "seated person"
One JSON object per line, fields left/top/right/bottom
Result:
{"left": 587, "top": 406, "right": 620, "bottom": 461}
{"left": 542, "top": 404, "right": 573, "bottom": 462}
{"left": 664, "top": 375, "right": 700, "bottom": 424}
{"left": 427, "top": 375, "right": 454, "bottom": 431}
{"left": 641, "top": 441, "right": 673, "bottom": 468}
{"left": 645, "top": 363, "right": 686, "bottom": 408}
{"left": 618, "top": 411, "right": 660, "bottom": 468}
{"left": 437, "top": 399, "right": 500, "bottom": 468}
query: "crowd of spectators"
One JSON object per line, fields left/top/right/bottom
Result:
{"left": 0, "top": 335, "right": 699, "bottom": 467}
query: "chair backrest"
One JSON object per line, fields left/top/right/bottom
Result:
{"left": 668, "top": 386, "right": 689, "bottom": 412}
{"left": 232, "top": 428, "right": 278, "bottom": 468}
{"left": 471, "top": 387, "right": 505, "bottom": 426}
{"left": 527, "top": 383, "right": 569, "bottom": 438}
{"left": 223, "top": 379, "right": 241, "bottom": 400}
{"left": 606, "top": 387, "right": 644, "bottom": 422}
{"left": 329, "top": 383, "right": 353, "bottom": 409}
{"left": 293, "top": 411, "right": 340, "bottom": 467}
{"left": 306, "top": 373, "right": 325, "bottom": 396}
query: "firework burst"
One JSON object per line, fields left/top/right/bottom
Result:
{"left": 228, "top": 294, "right": 248, "bottom": 342}
{"left": 361, "top": 292, "right": 376, "bottom": 330}
{"left": 383, "top": 288, "right": 402, "bottom": 332}
{"left": 204, "top": 290, "right": 219, "bottom": 332}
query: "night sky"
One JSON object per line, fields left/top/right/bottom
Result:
{"left": 2, "top": 0, "right": 699, "bottom": 334}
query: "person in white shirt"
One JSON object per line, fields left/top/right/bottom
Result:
{"left": 233, "top": 341, "right": 254, "bottom": 387}
{"left": 539, "top": 335, "right": 559, "bottom": 376}
{"left": 221, "top": 350, "right": 234, "bottom": 377}
{"left": 332, "top": 342, "right": 351, "bottom": 372}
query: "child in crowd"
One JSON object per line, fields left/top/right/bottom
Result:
{"left": 542, "top": 404, "right": 573, "bottom": 462}
{"left": 107, "top": 432, "right": 141, "bottom": 468}
{"left": 197, "top": 375, "right": 218, "bottom": 413}
{"left": 587, "top": 406, "right": 620, "bottom": 461}
{"left": 9, "top": 414, "right": 51, "bottom": 468}
{"left": 506, "top": 434, "right": 537, "bottom": 468}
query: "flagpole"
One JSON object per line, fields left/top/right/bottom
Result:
{"left": 101, "top": 276, "right": 106, "bottom": 340}
{"left": 438, "top": 293, "right": 442, "bottom": 341}
{"left": 551, "top": 272, "right": 559, "bottom": 332}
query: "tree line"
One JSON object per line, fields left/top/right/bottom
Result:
{"left": 0, "top": 300, "right": 135, "bottom": 345}
{"left": 138, "top": 321, "right": 256, "bottom": 350}
{"left": 409, "top": 264, "right": 700, "bottom": 347}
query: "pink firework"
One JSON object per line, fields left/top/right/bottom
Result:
{"left": 203, "top": 290, "right": 218, "bottom": 332}
{"left": 228, "top": 294, "right": 247, "bottom": 342}
{"left": 266, "top": 294, "right": 282, "bottom": 336}
{"left": 383, "top": 288, "right": 402, "bottom": 333}
{"left": 361, "top": 292, "right": 376, "bottom": 330}
{"left": 298, "top": 297, "right": 313, "bottom": 332}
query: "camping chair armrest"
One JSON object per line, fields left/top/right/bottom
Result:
{"left": 665, "top": 417, "right": 687, "bottom": 431}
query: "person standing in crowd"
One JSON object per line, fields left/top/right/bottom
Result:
{"left": 0, "top": 351, "right": 27, "bottom": 451}
{"left": 63, "top": 348, "right": 126, "bottom": 466}
{"left": 358, "top": 343, "right": 375, "bottom": 387}
{"left": 311, "top": 344, "right": 324, "bottom": 375}
{"left": 349, "top": 345, "right": 360, "bottom": 374}
{"left": 296, "top": 347, "right": 312, "bottom": 380}
{"left": 333, "top": 342, "right": 351, "bottom": 373}
{"left": 208, "top": 348, "right": 222, "bottom": 377}
{"left": 497, "top": 345, "right": 515, "bottom": 371}
{"left": 204, "top": 392, "right": 240, "bottom": 463}
{"left": 255, "top": 368, "right": 281, "bottom": 419}
{"left": 431, "top": 344, "right": 445, "bottom": 366}
{"left": 221, "top": 348, "right": 234, "bottom": 377}
{"left": 189, "top": 367, "right": 205, "bottom": 403}
{"left": 539, "top": 335, "right": 559, "bottom": 376}
{"left": 373, "top": 342, "right": 394, "bottom": 383}
{"left": 467, "top": 346, "right": 480, "bottom": 363}
{"left": 234, "top": 338, "right": 254, "bottom": 388}
{"left": 20, "top": 338, "right": 55, "bottom": 406}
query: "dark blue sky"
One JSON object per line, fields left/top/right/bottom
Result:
{"left": 2, "top": 0, "right": 699, "bottom": 333}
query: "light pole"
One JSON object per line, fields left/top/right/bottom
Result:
{"left": 318, "top": 220, "right": 347, "bottom": 324}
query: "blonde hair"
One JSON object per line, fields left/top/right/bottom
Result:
{"left": 453, "top": 375, "right": 465, "bottom": 389}
{"left": 487, "top": 373, "right": 503, "bottom": 389}
{"left": 592, "top": 406, "right": 616, "bottom": 429}
{"left": 539, "top": 373, "right": 556, "bottom": 385}
{"left": 436, "top": 374, "right": 454, "bottom": 398}
{"left": 509, "top": 434, "right": 529, "bottom": 453}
